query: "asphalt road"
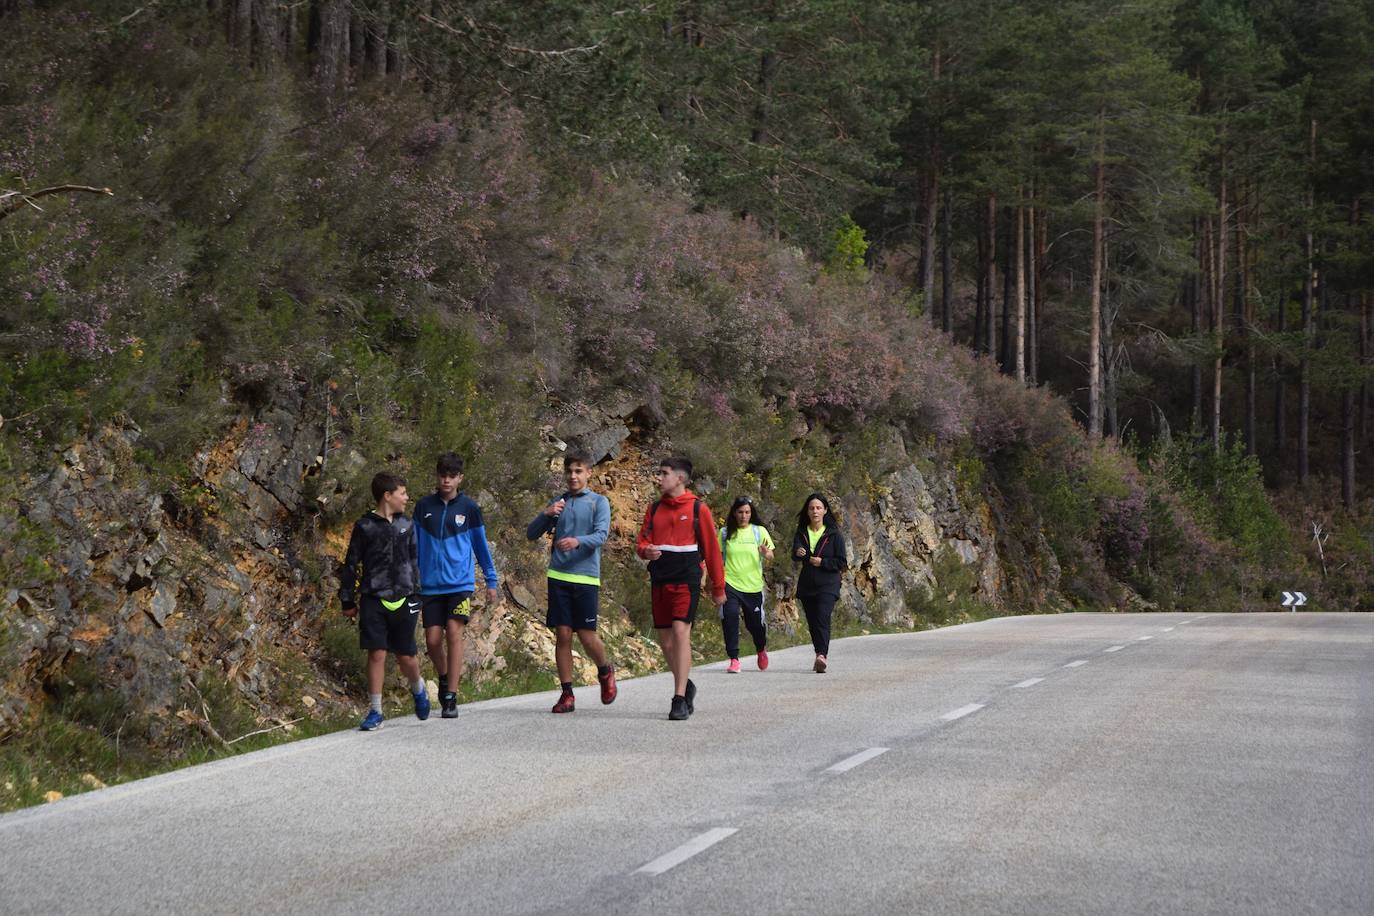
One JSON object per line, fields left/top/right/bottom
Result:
{"left": 3, "top": 612, "right": 1372, "bottom": 915}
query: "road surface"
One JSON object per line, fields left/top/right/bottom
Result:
{"left": 2, "top": 612, "right": 1372, "bottom": 915}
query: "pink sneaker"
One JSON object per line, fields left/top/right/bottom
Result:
{"left": 757, "top": 650, "right": 769, "bottom": 671}
{"left": 727, "top": 658, "right": 741, "bottom": 674}
{"left": 814, "top": 654, "right": 828, "bottom": 674}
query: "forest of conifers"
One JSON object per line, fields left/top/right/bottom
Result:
{"left": 2, "top": 0, "right": 1370, "bottom": 538}
{"left": 36, "top": 1, "right": 1374, "bottom": 491}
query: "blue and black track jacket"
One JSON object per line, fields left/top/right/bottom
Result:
{"left": 338, "top": 512, "right": 420, "bottom": 609}
{"left": 414, "top": 492, "right": 499, "bottom": 596}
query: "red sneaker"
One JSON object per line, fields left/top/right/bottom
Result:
{"left": 727, "top": 658, "right": 741, "bottom": 674}
{"left": 599, "top": 668, "right": 618, "bottom": 705}
{"left": 551, "top": 691, "right": 575, "bottom": 714}
{"left": 757, "top": 650, "right": 769, "bottom": 671}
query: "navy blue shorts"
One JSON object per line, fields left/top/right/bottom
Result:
{"left": 422, "top": 592, "right": 473, "bottom": 628}
{"left": 545, "top": 579, "right": 599, "bottom": 631}
{"left": 358, "top": 595, "right": 420, "bottom": 654}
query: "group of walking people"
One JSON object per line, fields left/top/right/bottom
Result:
{"left": 337, "top": 450, "right": 848, "bottom": 726}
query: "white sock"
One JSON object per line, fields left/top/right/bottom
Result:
{"left": 410, "top": 678, "right": 425, "bottom": 694}
{"left": 369, "top": 693, "right": 383, "bottom": 714}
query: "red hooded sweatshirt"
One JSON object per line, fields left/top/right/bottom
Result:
{"left": 636, "top": 490, "right": 726, "bottom": 603}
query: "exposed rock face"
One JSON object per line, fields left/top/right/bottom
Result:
{"left": 0, "top": 400, "right": 1061, "bottom": 744}
{"left": 0, "top": 419, "right": 331, "bottom": 740}
{"left": 842, "top": 464, "right": 1004, "bottom": 626}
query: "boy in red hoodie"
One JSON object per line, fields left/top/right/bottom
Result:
{"left": 636, "top": 457, "right": 726, "bottom": 720}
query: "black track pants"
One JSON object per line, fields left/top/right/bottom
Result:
{"left": 721, "top": 586, "right": 767, "bottom": 658}
{"left": 799, "top": 592, "right": 837, "bottom": 657}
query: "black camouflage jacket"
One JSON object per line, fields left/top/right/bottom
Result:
{"left": 338, "top": 512, "right": 420, "bottom": 608}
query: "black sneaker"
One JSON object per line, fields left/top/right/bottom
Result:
{"left": 684, "top": 679, "right": 696, "bottom": 716}
{"left": 441, "top": 692, "right": 459, "bottom": 718}
{"left": 669, "top": 695, "right": 689, "bottom": 721}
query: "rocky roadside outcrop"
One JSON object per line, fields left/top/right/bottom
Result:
{"left": 0, "top": 398, "right": 1056, "bottom": 746}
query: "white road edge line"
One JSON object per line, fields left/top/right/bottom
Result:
{"left": 826, "top": 747, "right": 890, "bottom": 774}
{"left": 1064, "top": 660, "right": 1088, "bottom": 668}
{"left": 1011, "top": 677, "right": 1044, "bottom": 689}
{"left": 1104, "top": 645, "right": 1125, "bottom": 653}
{"left": 941, "top": 703, "right": 985, "bottom": 721}
{"left": 636, "top": 828, "right": 739, "bottom": 875}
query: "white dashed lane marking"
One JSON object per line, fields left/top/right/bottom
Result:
{"left": 1137, "top": 635, "right": 1154, "bottom": 641}
{"left": 1161, "top": 626, "right": 1176, "bottom": 632}
{"left": 1064, "top": 660, "right": 1088, "bottom": 668}
{"left": 635, "top": 828, "right": 739, "bottom": 875}
{"left": 941, "top": 704, "right": 985, "bottom": 721}
{"left": 1012, "top": 677, "right": 1044, "bottom": 689}
{"left": 826, "top": 747, "right": 890, "bottom": 774}
{"left": 1104, "top": 645, "right": 1125, "bottom": 653}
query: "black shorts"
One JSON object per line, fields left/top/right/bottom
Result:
{"left": 545, "top": 578, "right": 599, "bottom": 631}
{"left": 358, "top": 594, "right": 420, "bottom": 654}
{"left": 422, "top": 592, "right": 473, "bottom": 628}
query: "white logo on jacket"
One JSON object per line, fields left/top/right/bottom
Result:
{"left": 454, "top": 515, "right": 466, "bottom": 526}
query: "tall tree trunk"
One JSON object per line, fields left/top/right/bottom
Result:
{"left": 251, "top": 0, "right": 284, "bottom": 67}
{"left": 1189, "top": 220, "right": 1203, "bottom": 433}
{"left": 1237, "top": 189, "right": 1255, "bottom": 455}
{"left": 1015, "top": 202, "right": 1027, "bottom": 384}
{"left": 940, "top": 188, "right": 953, "bottom": 335}
{"left": 1033, "top": 210, "right": 1046, "bottom": 384}
{"left": 1362, "top": 290, "right": 1370, "bottom": 443}
{"left": 364, "top": 13, "right": 386, "bottom": 79}
{"left": 1088, "top": 117, "right": 1105, "bottom": 438}
{"left": 1000, "top": 207, "right": 1013, "bottom": 372}
{"left": 983, "top": 193, "right": 997, "bottom": 356}
{"left": 920, "top": 169, "right": 939, "bottom": 322}
{"left": 308, "top": 0, "right": 348, "bottom": 86}
{"left": 920, "top": 48, "right": 942, "bottom": 322}
{"left": 229, "top": 0, "right": 251, "bottom": 51}
{"left": 749, "top": 50, "right": 777, "bottom": 145}
{"left": 1342, "top": 288, "right": 1357, "bottom": 511}
{"left": 1104, "top": 240, "right": 1118, "bottom": 438}
{"left": 1212, "top": 171, "right": 1227, "bottom": 453}
{"left": 1298, "top": 119, "right": 1316, "bottom": 485}
{"left": 348, "top": 13, "right": 366, "bottom": 72}
{"left": 974, "top": 213, "right": 986, "bottom": 353}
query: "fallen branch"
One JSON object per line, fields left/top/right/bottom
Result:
{"left": 0, "top": 185, "right": 114, "bottom": 222}
{"left": 179, "top": 679, "right": 229, "bottom": 747}
{"left": 415, "top": 11, "right": 603, "bottom": 59}
{"left": 226, "top": 717, "right": 304, "bottom": 746}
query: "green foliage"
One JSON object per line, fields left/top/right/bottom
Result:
{"left": 906, "top": 547, "right": 996, "bottom": 630}
{"left": 825, "top": 216, "right": 870, "bottom": 275}
{"left": 1149, "top": 434, "right": 1294, "bottom": 567}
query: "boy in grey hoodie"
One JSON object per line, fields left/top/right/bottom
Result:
{"left": 526, "top": 451, "right": 617, "bottom": 713}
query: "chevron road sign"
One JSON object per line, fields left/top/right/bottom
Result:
{"left": 1281, "top": 591, "right": 1308, "bottom": 610}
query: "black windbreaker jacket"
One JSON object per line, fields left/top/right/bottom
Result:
{"left": 791, "top": 525, "right": 847, "bottom": 598}
{"left": 338, "top": 511, "right": 420, "bottom": 608}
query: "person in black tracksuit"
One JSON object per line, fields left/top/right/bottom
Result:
{"left": 791, "top": 492, "right": 847, "bottom": 674}
{"left": 338, "top": 472, "right": 430, "bottom": 730}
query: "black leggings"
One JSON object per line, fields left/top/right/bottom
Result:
{"left": 799, "top": 592, "right": 837, "bottom": 657}
{"left": 721, "top": 586, "right": 767, "bottom": 658}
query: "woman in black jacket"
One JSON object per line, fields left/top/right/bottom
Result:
{"left": 792, "top": 493, "right": 847, "bottom": 673}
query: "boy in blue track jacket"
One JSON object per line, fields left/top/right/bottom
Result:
{"left": 526, "top": 451, "right": 617, "bottom": 714}
{"left": 415, "top": 452, "right": 500, "bottom": 719}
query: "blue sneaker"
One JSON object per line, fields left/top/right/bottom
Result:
{"left": 413, "top": 690, "right": 431, "bottom": 721}
{"left": 360, "top": 709, "right": 384, "bottom": 731}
